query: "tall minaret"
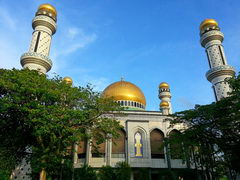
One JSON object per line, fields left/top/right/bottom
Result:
{"left": 158, "top": 82, "right": 172, "bottom": 114}
{"left": 200, "top": 19, "right": 235, "bottom": 101}
{"left": 20, "top": 4, "right": 57, "bottom": 74}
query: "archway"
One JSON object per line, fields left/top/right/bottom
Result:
{"left": 112, "top": 129, "right": 126, "bottom": 158}
{"left": 169, "top": 129, "right": 183, "bottom": 159}
{"left": 150, "top": 129, "right": 165, "bottom": 158}
{"left": 91, "top": 134, "right": 106, "bottom": 158}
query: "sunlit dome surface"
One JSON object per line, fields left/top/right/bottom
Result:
{"left": 102, "top": 80, "right": 146, "bottom": 110}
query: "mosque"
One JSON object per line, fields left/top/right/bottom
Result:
{"left": 12, "top": 3, "right": 235, "bottom": 180}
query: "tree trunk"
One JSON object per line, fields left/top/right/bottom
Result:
{"left": 39, "top": 168, "right": 47, "bottom": 180}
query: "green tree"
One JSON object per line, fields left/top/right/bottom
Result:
{"left": 74, "top": 164, "right": 97, "bottom": 180}
{"left": 98, "top": 165, "right": 116, "bottom": 180}
{"left": 115, "top": 161, "right": 131, "bottom": 180}
{"left": 0, "top": 69, "right": 122, "bottom": 179}
{"left": 170, "top": 74, "right": 240, "bottom": 179}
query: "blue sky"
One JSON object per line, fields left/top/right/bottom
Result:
{"left": 1, "top": 0, "right": 240, "bottom": 112}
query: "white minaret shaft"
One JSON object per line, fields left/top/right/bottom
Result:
{"left": 158, "top": 82, "right": 172, "bottom": 114}
{"left": 200, "top": 19, "right": 235, "bottom": 101}
{"left": 20, "top": 4, "right": 57, "bottom": 74}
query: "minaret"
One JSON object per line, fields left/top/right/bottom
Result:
{"left": 158, "top": 82, "right": 172, "bottom": 114}
{"left": 20, "top": 4, "right": 57, "bottom": 74}
{"left": 200, "top": 19, "right": 235, "bottom": 101}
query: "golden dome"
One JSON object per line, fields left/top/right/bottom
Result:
{"left": 159, "top": 82, "right": 169, "bottom": 89}
{"left": 63, "top": 77, "right": 73, "bottom": 85}
{"left": 102, "top": 80, "right": 146, "bottom": 106}
{"left": 38, "top": 4, "right": 57, "bottom": 17}
{"left": 160, "top": 101, "right": 169, "bottom": 107}
{"left": 200, "top": 19, "right": 218, "bottom": 31}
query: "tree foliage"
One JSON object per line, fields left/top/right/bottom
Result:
{"left": 74, "top": 165, "right": 97, "bottom": 180}
{"left": 170, "top": 73, "right": 240, "bottom": 178}
{"left": 115, "top": 161, "right": 131, "bottom": 180}
{"left": 98, "top": 165, "right": 116, "bottom": 180}
{"left": 98, "top": 162, "right": 131, "bottom": 180}
{"left": 0, "top": 69, "right": 122, "bottom": 178}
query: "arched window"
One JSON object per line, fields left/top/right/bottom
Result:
{"left": 134, "top": 132, "right": 143, "bottom": 157}
{"left": 169, "top": 129, "right": 183, "bottom": 159}
{"left": 150, "top": 129, "right": 164, "bottom": 158}
{"left": 78, "top": 140, "right": 87, "bottom": 158}
{"left": 112, "top": 129, "right": 126, "bottom": 158}
{"left": 91, "top": 134, "right": 106, "bottom": 158}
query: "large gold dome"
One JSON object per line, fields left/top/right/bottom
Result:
{"left": 102, "top": 80, "right": 146, "bottom": 106}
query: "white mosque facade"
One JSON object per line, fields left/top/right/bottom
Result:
{"left": 12, "top": 4, "right": 235, "bottom": 180}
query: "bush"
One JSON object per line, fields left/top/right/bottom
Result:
{"left": 115, "top": 162, "right": 131, "bottom": 180}
{"left": 98, "top": 165, "right": 116, "bottom": 180}
{"left": 74, "top": 164, "right": 97, "bottom": 180}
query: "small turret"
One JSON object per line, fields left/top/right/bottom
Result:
{"left": 160, "top": 101, "right": 169, "bottom": 115}
{"left": 158, "top": 82, "right": 172, "bottom": 114}
{"left": 63, "top": 77, "right": 73, "bottom": 86}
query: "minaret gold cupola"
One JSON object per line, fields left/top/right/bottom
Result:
{"left": 63, "top": 77, "right": 73, "bottom": 85}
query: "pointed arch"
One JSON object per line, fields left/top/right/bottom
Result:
{"left": 150, "top": 129, "right": 165, "bottom": 159}
{"left": 91, "top": 133, "right": 106, "bottom": 158}
{"left": 131, "top": 126, "right": 148, "bottom": 158}
{"left": 112, "top": 129, "right": 126, "bottom": 158}
{"left": 169, "top": 129, "right": 183, "bottom": 159}
{"left": 134, "top": 132, "right": 143, "bottom": 157}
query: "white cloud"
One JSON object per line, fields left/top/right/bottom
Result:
{"left": 53, "top": 26, "right": 97, "bottom": 55}
{"left": 67, "top": 27, "right": 79, "bottom": 39}
{"left": 61, "top": 27, "right": 97, "bottom": 55}
{"left": 176, "top": 97, "right": 195, "bottom": 109}
{"left": 51, "top": 27, "right": 97, "bottom": 73}
{"left": 0, "top": 6, "right": 23, "bottom": 69}
{"left": 0, "top": 7, "right": 16, "bottom": 30}
{"left": 85, "top": 77, "right": 109, "bottom": 92}
{"left": 73, "top": 75, "right": 109, "bottom": 92}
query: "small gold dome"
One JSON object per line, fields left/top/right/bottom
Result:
{"left": 63, "top": 77, "right": 73, "bottom": 85}
{"left": 159, "top": 82, "right": 169, "bottom": 89}
{"left": 38, "top": 4, "right": 57, "bottom": 17}
{"left": 200, "top": 19, "right": 218, "bottom": 31}
{"left": 102, "top": 80, "right": 146, "bottom": 106}
{"left": 160, "top": 101, "right": 169, "bottom": 107}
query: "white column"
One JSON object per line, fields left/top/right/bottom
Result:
{"left": 73, "top": 143, "right": 78, "bottom": 165}
{"left": 86, "top": 140, "right": 92, "bottom": 164}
